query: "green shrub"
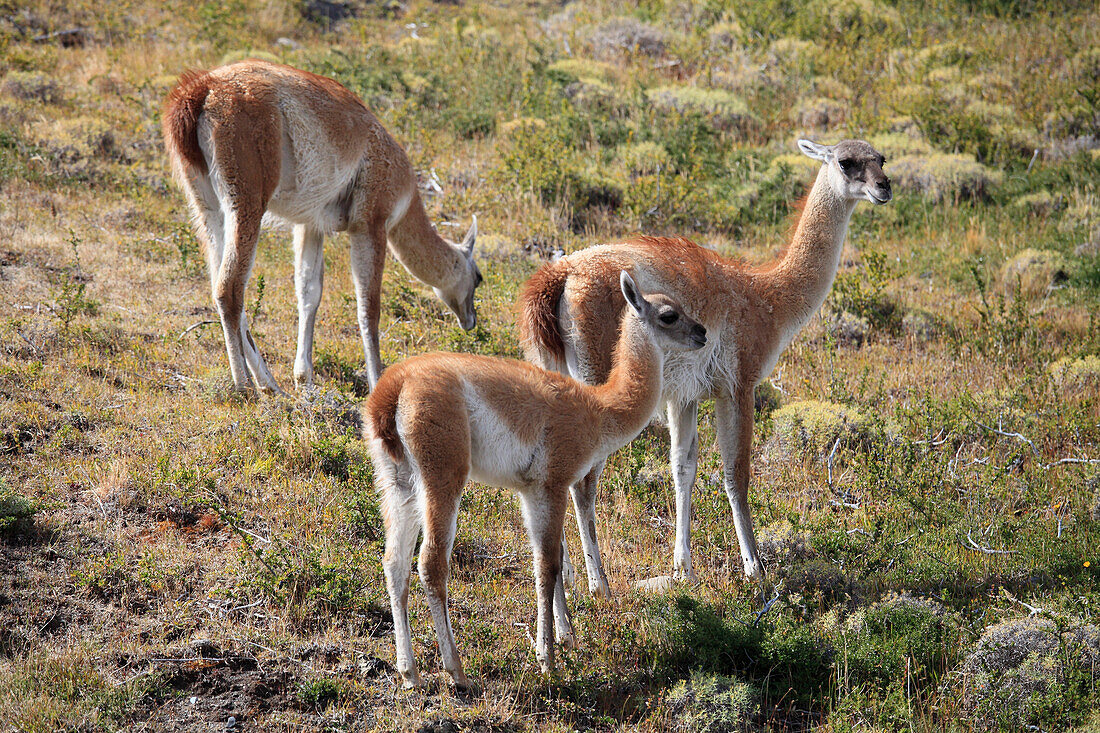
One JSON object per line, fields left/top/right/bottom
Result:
{"left": 827, "top": 250, "right": 900, "bottom": 331}
{"left": 770, "top": 400, "right": 896, "bottom": 456}
{"left": 0, "top": 481, "right": 36, "bottom": 535}
{"left": 889, "top": 153, "right": 1002, "bottom": 203}
{"left": 1000, "top": 248, "right": 1069, "bottom": 298}
{"left": 665, "top": 672, "right": 757, "bottom": 732}
{"left": 962, "top": 618, "right": 1100, "bottom": 731}
{"left": 1049, "top": 355, "right": 1100, "bottom": 394}
{"left": 648, "top": 86, "right": 758, "bottom": 136}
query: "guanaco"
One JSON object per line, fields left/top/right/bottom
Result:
{"left": 163, "top": 60, "right": 481, "bottom": 394}
{"left": 518, "top": 139, "right": 892, "bottom": 592}
{"left": 364, "top": 270, "right": 706, "bottom": 689}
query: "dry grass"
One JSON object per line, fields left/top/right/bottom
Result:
{"left": 1, "top": 0, "right": 1099, "bottom": 731}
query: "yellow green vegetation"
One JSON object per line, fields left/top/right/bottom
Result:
{"left": 1049, "top": 355, "right": 1100, "bottom": 394}
{"left": 770, "top": 399, "right": 896, "bottom": 455}
{"left": 1, "top": 0, "right": 1099, "bottom": 730}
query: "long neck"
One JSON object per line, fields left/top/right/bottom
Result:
{"left": 591, "top": 313, "right": 664, "bottom": 451}
{"left": 386, "top": 190, "right": 465, "bottom": 289}
{"left": 763, "top": 166, "right": 857, "bottom": 335}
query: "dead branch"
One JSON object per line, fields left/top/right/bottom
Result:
{"left": 177, "top": 319, "right": 217, "bottom": 341}
{"left": 973, "top": 420, "right": 1039, "bottom": 455}
{"left": 961, "top": 529, "right": 1016, "bottom": 555}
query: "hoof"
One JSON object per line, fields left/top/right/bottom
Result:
{"left": 634, "top": 575, "right": 675, "bottom": 593}
{"left": 399, "top": 671, "right": 425, "bottom": 689}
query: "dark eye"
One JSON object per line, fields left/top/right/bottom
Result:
{"left": 839, "top": 159, "right": 856, "bottom": 173}
{"left": 659, "top": 311, "right": 679, "bottom": 324}
{"left": 475, "top": 271, "right": 483, "bottom": 287}
{"left": 879, "top": 156, "right": 887, "bottom": 167}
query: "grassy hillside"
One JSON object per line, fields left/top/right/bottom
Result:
{"left": 1, "top": 0, "right": 1099, "bottom": 730}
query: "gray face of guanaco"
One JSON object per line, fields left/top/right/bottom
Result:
{"left": 620, "top": 270, "right": 708, "bottom": 352}
{"left": 798, "top": 138, "right": 892, "bottom": 206}
{"left": 433, "top": 217, "right": 482, "bottom": 330}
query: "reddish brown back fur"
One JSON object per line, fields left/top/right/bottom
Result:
{"left": 517, "top": 258, "right": 571, "bottom": 363}
{"left": 365, "top": 370, "right": 405, "bottom": 462}
{"left": 163, "top": 69, "right": 213, "bottom": 175}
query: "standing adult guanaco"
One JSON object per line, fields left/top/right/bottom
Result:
{"left": 519, "top": 139, "right": 892, "bottom": 592}
{"left": 163, "top": 60, "right": 481, "bottom": 394}
{"left": 365, "top": 270, "right": 706, "bottom": 689}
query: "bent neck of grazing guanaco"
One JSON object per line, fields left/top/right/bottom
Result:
{"left": 386, "top": 190, "right": 467, "bottom": 290}
{"left": 590, "top": 309, "right": 665, "bottom": 452}
{"left": 762, "top": 165, "right": 858, "bottom": 336}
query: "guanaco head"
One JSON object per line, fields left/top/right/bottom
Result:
{"left": 433, "top": 216, "right": 482, "bottom": 330}
{"left": 620, "top": 270, "right": 707, "bottom": 352}
{"left": 797, "top": 139, "right": 892, "bottom": 205}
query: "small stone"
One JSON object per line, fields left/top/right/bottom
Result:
{"left": 226, "top": 716, "right": 236, "bottom": 729}
{"left": 635, "top": 575, "right": 675, "bottom": 593}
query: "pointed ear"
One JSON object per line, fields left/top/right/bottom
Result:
{"left": 797, "top": 139, "right": 834, "bottom": 163}
{"left": 620, "top": 270, "right": 649, "bottom": 318}
{"left": 461, "top": 214, "right": 477, "bottom": 256}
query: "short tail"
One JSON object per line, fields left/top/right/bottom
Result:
{"left": 163, "top": 69, "right": 212, "bottom": 175}
{"left": 517, "top": 259, "right": 570, "bottom": 367}
{"left": 364, "top": 374, "right": 404, "bottom": 462}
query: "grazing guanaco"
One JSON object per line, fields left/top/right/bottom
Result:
{"left": 364, "top": 270, "right": 706, "bottom": 689}
{"left": 163, "top": 60, "right": 481, "bottom": 394}
{"left": 518, "top": 139, "right": 892, "bottom": 592}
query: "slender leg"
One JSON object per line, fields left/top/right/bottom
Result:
{"left": 569, "top": 459, "right": 611, "bottom": 598}
{"left": 292, "top": 225, "right": 325, "bottom": 388}
{"left": 239, "top": 311, "right": 282, "bottom": 394}
{"left": 554, "top": 541, "right": 575, "bottom": 649}
{"left": 518, "top": 489, "right": 568, "bottom": 673}
{"left": 212, "top": 207, "right": 257, "bottom": 392}
{"left": 349, "top": 225, "right": 387, "bottom": 390}
{"left": 669, "top": 400, "right": 700, "bottom": 581}
{"left": 380, "top": 461, "right": 423, "bottom": 688}
{"left": 714, "top": 392, "right": 765, "bottom": 578}
{"left": 560, "top": 531, "right": 576, "bottom": 589}
{"left": 418, "top": 488, "right": 470, "bottom": 689}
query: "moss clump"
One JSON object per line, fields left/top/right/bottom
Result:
{"left": 589, "top": 17, "right": 668, "bottom": 58}
{"left": 30, "top": 117, "right": 117, "bottom": 163}
{"left": 888, "top": 153, "right": 1002, "bottom": 203}
{"left": 770, "top": 400, "right": 892, "bottom": 456}
{"left": 545, "top": 58, "right": 617, "bottom": 85}
{"left": 0, "top": 484, "right": 37, "bottom": 536}
{"left": 498, "top": 117, "right": 546, "bottom": 138}
{"left": 754, "top": 522, "right": 812, "bottom": 567}
{"left": 562, "top": 78, "right": 619, "bottom": 112}
{"left": 648, "top": 86, "right": 758, "bottom": 135}
{"left": 665, "top": 672, "right": 757, "bottom": 733}
{"left": 794, "top": 96, "right": 846, "bottom": 129}
{"left": 962, "top": 618, "right": 1100, "bottom": 732}
{"left": 706, "top": 21, "right": 743, "bottom": 50}
{"left": 1000, "top": 248, "right": 1068, "bottom": 298}
{"left": 1049, "top": 355, "right": 1100, "bottom": 394}
{"left": 869, "top": 131, "right": 934, "bottom": 159}
{"left": 806, "top": 0, "right": 903, "bottom": 37}
{"left": 1012, "top": 191, "right": 1064, "bottom": 217}
{"left": 615, "top": 141, "right": 670, "bottom": 177}
{"left": 1, "top": 71, "right": 62, "bottom": 103}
